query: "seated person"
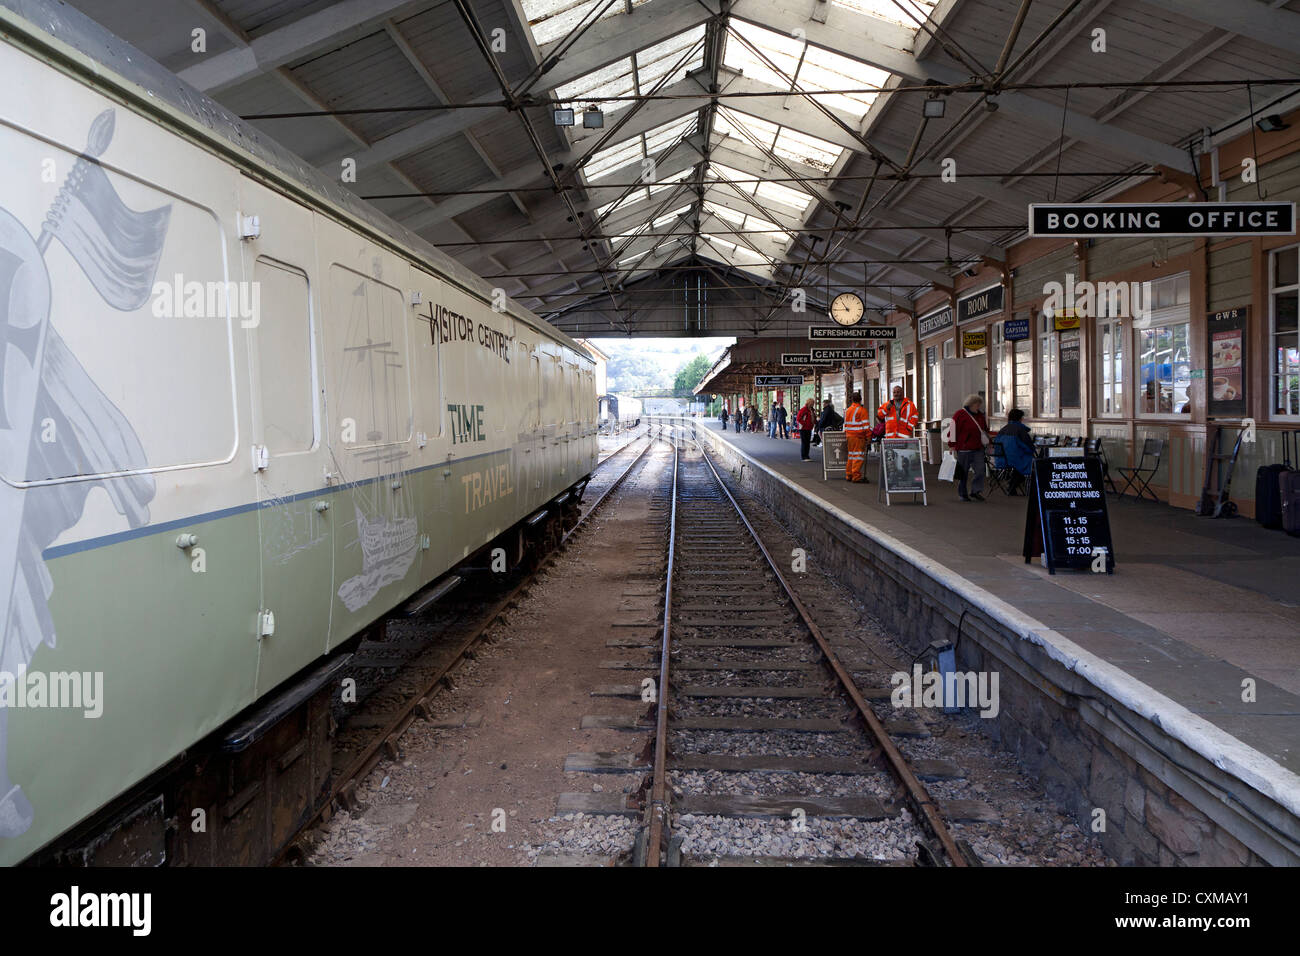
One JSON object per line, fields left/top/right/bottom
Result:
{"left": 997, "top": 408, "right": 1033, "bottom": 453}
{"left": 995, "top": 409, "right": 1034, "bottom": 494}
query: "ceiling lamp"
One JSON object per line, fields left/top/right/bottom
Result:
{"left": 1256, "top": 114, "right": 1289, "bottom": 133}
{"left": 583, "top": 105, "right": 604, "bottom": 129}
{"left": 923, "top": 96, "right": 946, "bottom": 118}
{"left": 553, "top": 108, "right": 574, "bottom": 126}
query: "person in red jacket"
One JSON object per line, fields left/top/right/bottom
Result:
{"left": 796, "top": 399, "right": 816, "bottom": 460}
{"left": 948, "top": 393, "right": 990, "bottom": 501}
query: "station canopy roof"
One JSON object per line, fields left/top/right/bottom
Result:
{"left": 65, "top": 0, "right": 1300, "bottom": 338}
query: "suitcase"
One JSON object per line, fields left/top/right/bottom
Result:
{"left": 1255, "top": 430, "right": 1292, "bottom": 528}
{"left": 1281, "top": 434, "right": 1300, "bottom": 536}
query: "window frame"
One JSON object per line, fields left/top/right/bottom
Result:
{"left": 1269, "top": 243, "right": 1300, "bottom": 421}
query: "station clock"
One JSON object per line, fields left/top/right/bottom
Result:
{"left": 830, "top": 292, "right": 866, "bottom": 326}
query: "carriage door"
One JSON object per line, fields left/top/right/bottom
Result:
{"left": 239, "top": 177, "right": 333, "bottom": 698}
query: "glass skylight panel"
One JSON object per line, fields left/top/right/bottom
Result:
{"left": 521, "top": 0, "right": 652, "bottom": 47}
{"left": 703, "top": 201, "right": 744, "bottom": 226}
{"left": 647, "top": 165, "right": 693, "bottom": 197}
{"left": 652, "top": 205, "right": 692, "bottom": 229}
{"left": 831, "top": 0, "right": 936, "bottom": 28}
{"left": 705, "top": 162, "right": 756, "bottom": 195}
{"left": 713, "top": 107, "right": 780, "bottom": 153}
{"left": 754, "top": 177, "right": 813, "bottom": 213}
{"left": 554, "top": 58, "right": 635, "bottom": 104}
{"left": 644, "top": 115, "right": 697, "bottom": 157}
{"left": 797, "top": 55, "right": 888, "bottom": 117}
{"left": 636, "top": 25, "right": 706, "bottom": 92}
{"left": 722, "top": 20, "right": 887, "bottom": 119}
{"left": 774, "top": 127, "right": 841, "bottom": 171}
{"left": 585, "top": 138, "right": 643, "bottom": 179}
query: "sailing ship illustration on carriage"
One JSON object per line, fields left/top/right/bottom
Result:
{"left": 334, "top": 276, "right": 419, "bottom": 613}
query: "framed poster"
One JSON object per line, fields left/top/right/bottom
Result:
{"left": 1208, "top": 307, "right": 1247, "bottom": 417}
{"left": 1060, "top": 330, "right": 1081, "bottom": 408}
{"left": 821, "top": 431, "right": 848, "bottom": 480}
{"left": 878, "top": 438, "right": 927, "bottom": 505}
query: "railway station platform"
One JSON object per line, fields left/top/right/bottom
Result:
{"left": 680, "top": 420, "right": 1300, "bottom": 867}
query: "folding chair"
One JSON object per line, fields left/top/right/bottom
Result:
{"left": 1085, "top": 437, "right": 1120, "bottom": 495}
{"left": 1117, "top": 438, "right": 1164, "bottom": 501}
{"left": 992, "top": 435, "right": 1032, "bottom": 495}
{"left": 986, "top": 441, "right": 1012, "bottom": 495}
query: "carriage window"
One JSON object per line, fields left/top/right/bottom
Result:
{"left": 253, "top": 259, "right": 315, "bottom": 454}
{"left": 326, "top": 265, "right": 411, "bottom": 446}
{"left": 0, "top": 120, "right": 236, "bottom": 482}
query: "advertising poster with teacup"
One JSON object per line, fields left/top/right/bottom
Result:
{"left": 1208, "top": 307, "right": 1248, "bottom": 417}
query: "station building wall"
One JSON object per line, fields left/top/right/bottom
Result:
{"left": 824, "top": 107, "right": 1300, "bottom": 515}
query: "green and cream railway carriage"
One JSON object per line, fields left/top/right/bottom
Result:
{"left": 0, "top": 0, "right": 597, "bottom": 864}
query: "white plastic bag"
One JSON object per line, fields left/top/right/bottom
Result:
{"left": 938, "top": 451, "right": 957, "bottom": 482}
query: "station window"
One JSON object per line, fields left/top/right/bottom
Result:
{"left": 1014, "top": 336, "right": 1032, "bottom": 415}
{"left": 991, "top": 322, "right": 1009, "bottom": 416}
{"left": 1270, "top": 245, "right": 1299, "bottom": 418}
{"left": 1137, "top": 272, "right": 1192, "bottom": 416}
{"left": 1038, "top": 313, "right": 1058, "bottom": 417}
{"left": 1096, "top": 291, "right": 1125, "bottom": 417}
{"left": 925, "top": 345, "right": 940, "bottom": 421}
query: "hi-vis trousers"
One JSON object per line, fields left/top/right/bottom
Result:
{"left": 846, "top": 432, "right": 867, "bottom": 482}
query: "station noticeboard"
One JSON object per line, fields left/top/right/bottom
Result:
{"left": 755, "top": 374, "right": 803, "bottom": 387}
{"left": 809, "top": 326, "right": 898, "bottom": 339}
{"left": 821, "top": 431, "right": 848, "bottom": 480}
{"left": 781, "top": 353, "right": 834, "bottom": 366}
{"left": 1023, "top": 451, "right": 1114, "bottom": 574}
{"left": 1029, "top": 201, "right": 1296, "bottom": 238}
{"left": 811, "top": 347, "right": 874, "bottom": 362}
{"left": 878, "top": 437, "right": 927, "bottom": 506}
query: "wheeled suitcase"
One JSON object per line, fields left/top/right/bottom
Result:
{"left": 1281, "top": 433, "right": 1300, "bottom": 536}
{"left": 1255, "top": 430, "right": 1292, "bottom": 528}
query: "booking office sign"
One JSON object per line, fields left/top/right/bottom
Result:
{"left": 0, "top": 105, "right": 220, "bottom": 857}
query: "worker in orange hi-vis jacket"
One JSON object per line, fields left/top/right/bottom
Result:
{"left": 843, "top": 391, "right": 871, "bottom": 483}
{"left": 878, "top": 384, "right": 920, "bottom": 438}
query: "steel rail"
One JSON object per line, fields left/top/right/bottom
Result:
{"left": 685, "top": 423, "right": 967, "bottom": 866}
{"left": 277, "top": 431, "right": 657, "bottom": 864}
{"left": 643, "top": 427, "right": 680, "bottom": 866}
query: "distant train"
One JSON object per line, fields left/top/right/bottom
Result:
{"left": 0, "top": 0, "right": 596, "bottom": 864}
{"left": 598, "top": 393, "right": 643, "bottom": 431}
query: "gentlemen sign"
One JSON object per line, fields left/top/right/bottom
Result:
{"left": 918, "top": 307, "right": 953, "bottom": 339}
{"left": 809, "top": 326, "right": 898, "bottom": 339}
{"left": 811, "top": 348, "right": 874, "bottom": 361}
{"left": 958, "top": 285, "right": 1004, "bottom": 324}
{"left": 781, "top": 353, "right": 833, "bottom": 366}
{"left": 1030, "top": 202, "right": 1296, "bottom": 238}
{"left": 756, "top": 375, "right": 803, "bottom": 387}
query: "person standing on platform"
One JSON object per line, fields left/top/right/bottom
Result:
{"left": 815, "top": 399, "right": 842, "bottom": 446}
{"left": 733, "top": 407, "right": 744, "bottom": 433}
{"left": 775, "top": 401, "right": 789, "bottom": 439}
{"left": 949, "top": 393, "right": 990, "bottom": 501}
{"left": 719, "top": 406, "right": 728, "bottom": 430}
{"left": 797, "top": 399, "right": 816, "bottom": 460}
{"left": 878, "top": 385, "right": 919, "bottom": 438}
{"left": 767, "top": 403, "right": 777, "bottom": 438}
{"left": 843, "top": 391, "right": 870, "bottom": 483}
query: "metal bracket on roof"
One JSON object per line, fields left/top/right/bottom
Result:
{"left": 810, "top": 0, "right": 829, "bottom": 24}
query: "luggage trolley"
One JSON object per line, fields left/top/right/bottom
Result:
{"left": 1195, "top": 425, "right": 1246, "bottom": 518}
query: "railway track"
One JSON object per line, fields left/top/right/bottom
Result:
{"left": 563, "top": 426, "right": 979, "bottom": 866}
{"left": 280, "top": 428, "right": 657, "bottom": 863}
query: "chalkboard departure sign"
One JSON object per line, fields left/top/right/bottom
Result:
{"left": 1023, "top": 456, "right": 1114, "bottom": 574}
{"left": 821, "top": 431, "right": 848, "bottom": 480}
